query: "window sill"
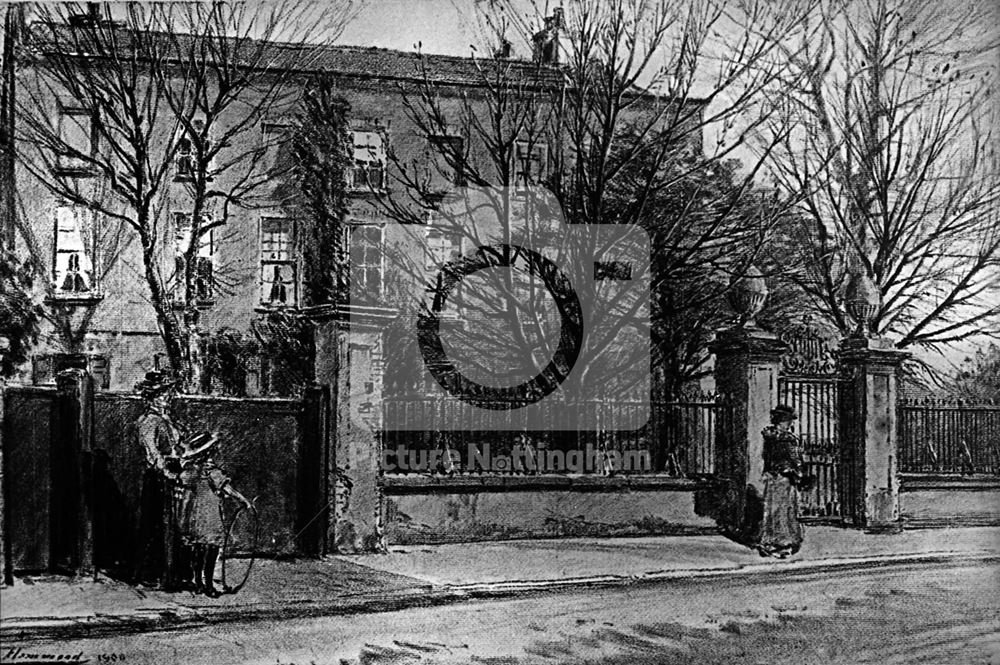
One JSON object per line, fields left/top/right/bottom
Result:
{"left": 53, "top": 166, "right": 98, "bottom": 178}
{"left": 170, "top": 299, "right": 216, "bottom": 310}
{"left": 346, "top": 187, "right": 388, "bottom": 198}
{"left": 255, "top": 303, "right": 300, "bottom": 314}
{"left": 45, "top": 293, "right": 104, "bottom": 306}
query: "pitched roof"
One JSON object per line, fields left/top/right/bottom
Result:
{"left": 29, "top": 21, "right": 567, "bottom": 89}
{"left": 292, "top": 44, "right": 567, "bottom": 88}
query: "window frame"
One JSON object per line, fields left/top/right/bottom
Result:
{"left": 55, "top": 105, "right": 96, "bottom": 175}
{"left": 174, "top": 115, "right": 214, "bottom": 182}
{"left": 261, "top": 121, "right": 295, "bottom": 176}
{"left": 427, "top": 133, "right": 467, "bottom": 187}
{"left": 347, "top": 222, "right": 385, "bottom": 302}
{"left": 513, "top": 139, "right": 548, "bottom": 193}
{"left": 51, "top": 202, "right": 99, "bottom": 298}
{"left": 259, "top": 216, "right": 299, "bottom": 308}
{"left": 347, "top": 125, "right": 388, "bottom": 194}
{"left": 172, "top": 211, "right": 217, "bottom": 306}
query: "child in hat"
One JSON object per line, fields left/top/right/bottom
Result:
{"left": 175, "top": 431, "right": 252, "bottom": 597}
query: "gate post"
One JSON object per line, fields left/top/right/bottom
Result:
{"left": 0, "top": 378, "right": 8, "bottom": 585}
{"left": 297, "top": 382, "right": 330, "bottom": 556}
{"left": 711, "top": 328, "right": 787, "bottom": 541}
{"left": 52, "top": 365, "right": 95, "bottom": 576}
{"left": 306, "top": 304, "right": 396, "bottom": 554}
{"left": 838, "top": 337, "right": 909, "bottom": 532}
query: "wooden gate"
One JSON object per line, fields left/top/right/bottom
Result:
{"left": 778, "top": 317, "right": 844, "bottom": 521}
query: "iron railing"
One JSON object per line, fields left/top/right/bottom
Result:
{"left": 382, "top": 391, "right": 728, "bottom": 477}
{"left": 899, "top": 398, "right": 1000, "bottom": 475}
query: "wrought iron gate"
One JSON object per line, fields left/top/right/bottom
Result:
{"left": 778, "top": 317, "right": 844, "bottom": 521}
{"left": 778, "top": 376, "right": 843, "bottom": 519}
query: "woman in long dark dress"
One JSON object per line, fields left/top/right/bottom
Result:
{"left": 756, "top": 405, "right": 805, "bottom": 558}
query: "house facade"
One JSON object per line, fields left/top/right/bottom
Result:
{"left": 5, "top": 12, "right": 701, "bottom": 395}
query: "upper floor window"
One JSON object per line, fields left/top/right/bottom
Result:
{"left": 54, "top": 204, "right": 94, "bottom": 294}
{"left": 262, "top": 122, "right": 295, "bottom": 176}
{"left": 174, "top": 212, "right": 215, "bottom": 303}
{"left": 427, "top": 134, "right": 466, "bottom": 188}
{"left": 260, "top": 217, "right": 297, "bottom": 307}
{"left": 349, "top": 128, "right": 387, "bottom": 192}
{"left": 514, "top": 140, "right": 547, "bottom": 192}
{"left": 425, "top": 226, "right": 462, "bottom": 271}
{"left": 348, "top": 224, "right": 383, "bottom": 303}
{"left": 56, "top": 106, "right": 95, "bottom": 173}
{"left": 176, "top": 117, "right": 212, "bottom": 181}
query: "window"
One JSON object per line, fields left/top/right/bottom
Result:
{"left": 174, "top": 212, "right": 215, "bottom": 303}
{"left": 349, "top": 128, "right": 387, "bottom": 191}
{"left": 428, "top": 134, "right": 466, "bottom": 187}
{"left": 260, "top": 217, "right": 297, "bottom": 306}
{"left": 54, "top": 204, "right": 94, "bottom": 294}
{"left": 425, "top": 226, "right": 462, "bottom": 271}
{"left": 176, "top": 117, "right": 211, "bottom": 181}
{"left": 262, "top": 122, "right": 295, "bottom": 175}
{"left": 57, "top": 107, "right": 94, "bottom": 172}
{"left": 514, "top": 140, "right": 547, "bottom": 191}
{"left": 348, "top": 224, "right": 383, "bottom": 302}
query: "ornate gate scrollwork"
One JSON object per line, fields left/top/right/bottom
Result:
{"left": 779, "top": 315, "right": 838, "bottom": 376}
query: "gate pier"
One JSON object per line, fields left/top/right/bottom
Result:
{"left": 839, "top": 337, "right": 910, "bottom": 532}
{"left": 710, "top": 327, "right": 787, "bottom": 542}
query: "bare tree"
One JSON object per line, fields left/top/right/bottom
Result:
{"left": 762, "top": 0, "right": 1000, "bottom": 349}
{"left": 374, "top": 0, "right": 813, "bottom": 398}
{"left": 14, "top": 1, "right": 356, "bottom": 389}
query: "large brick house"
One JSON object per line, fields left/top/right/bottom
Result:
{"left": 4, "top": 10, "right": 702, "bottom": 394}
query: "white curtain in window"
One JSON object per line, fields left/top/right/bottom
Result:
{"left": 353, "top": 131, "right": 385, "bottom": 164}
{"left": 54, "top": 206, "right": 93, "bottom": 292}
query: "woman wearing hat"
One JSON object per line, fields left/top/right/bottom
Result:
{"left": 176, "top": 431, "right": 252, "bottom": 597}
{"left": 132, "top": 370, "right": 182, "bottom": 587}
{"left": 756, "top": 404, "right": 806, "bottom": 558}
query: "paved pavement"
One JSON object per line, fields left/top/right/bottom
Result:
{"left": 2, "top": 526, "right": 998, "bottom": 643}
{"left": 10, "top": 560, "right": 997, "bottom": 665}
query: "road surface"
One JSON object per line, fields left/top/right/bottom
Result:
{"left": 4, "top": 560, "right": 998, "bottom": 665}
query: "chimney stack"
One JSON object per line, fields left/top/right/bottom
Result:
{"left": 532, "top": 8, "right": 563, "bottom": 65}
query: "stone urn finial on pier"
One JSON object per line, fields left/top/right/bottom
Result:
{"left": 845, "top": 268, "right": 881, "bottom": 339}
{"left": 727, "top": 264, "right": 768, "bottom": 330}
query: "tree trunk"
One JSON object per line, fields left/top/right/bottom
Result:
{"left": 140, "top": 231, "right": 186, "bottom": 385}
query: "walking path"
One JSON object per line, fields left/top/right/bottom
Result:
{"left": 2, "top": 526, "right": 997, "bottom": 643}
